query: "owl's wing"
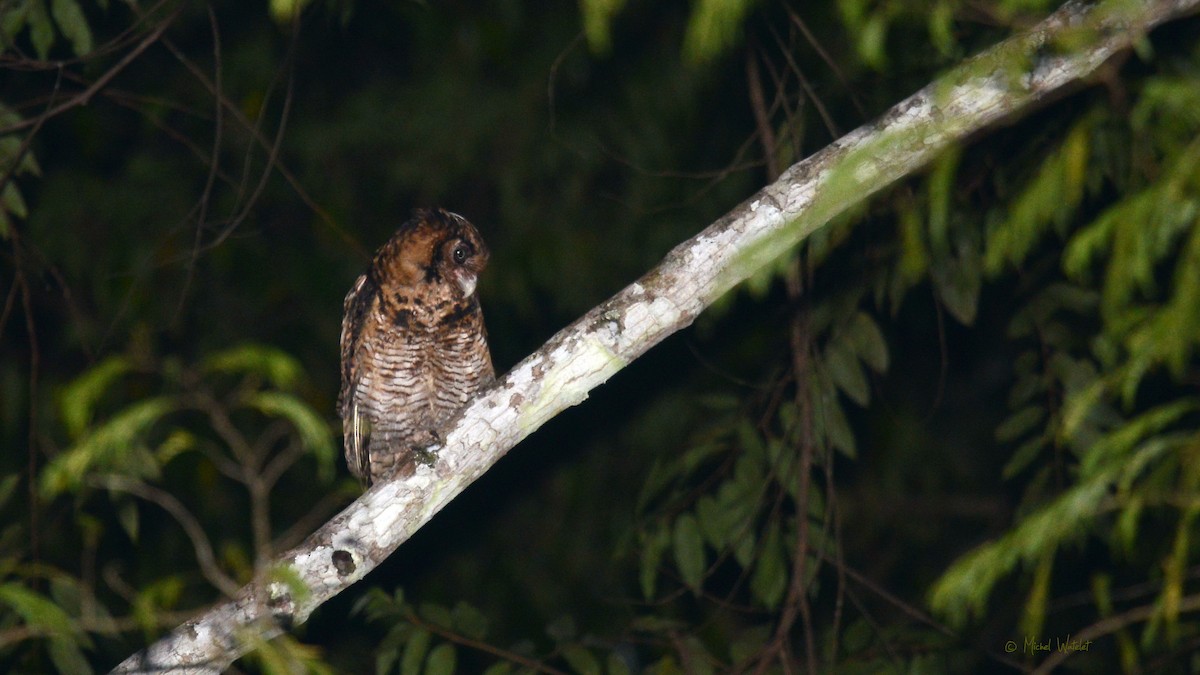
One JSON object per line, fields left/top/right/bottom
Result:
{"left": 339, "top": 272, "right": 376, "bottom": 484}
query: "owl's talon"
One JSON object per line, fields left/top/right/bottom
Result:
{"left": 412, "top": 443, "right": 442, "bottom": 468}
{"left": 411, "top": 428, "right": 443, "bottom": 467}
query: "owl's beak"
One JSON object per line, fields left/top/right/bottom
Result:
{"left": 455, "top": 269, "right": 478, "bottom": 297}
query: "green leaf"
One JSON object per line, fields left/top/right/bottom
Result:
{"left": 995, "top": 406, "right": 1045, "bottom": 444}
{"left": 1114, "top": 496, "right": 1143, "bottom": 555}
{"left": 0, "top": 474, "right": 19, "bottom": 512}
{"left": 672, "top": 513, "right": 706, "bottom": 593}
{"left": 811, "top": 379, "right": 856, "bottom": 459}
{"left": 49, "top": 637, "right": 93, "bottom": 675}
{"left": 1002, "top": 433, "right": 1048, "bottom": 479}
{"left": 1, "top": 2, "right": 30, "bottom": 43}
{"left": 0, "top": 583, "right": 79, "bottom": 640}
{"left": 29, "top": 0, "right": 54, "bottom": 59}
{"left": 418, "top": 603, "right": 453, "bottom": 627}
{"left": 400, "top": 628, "right": 430, "bottom": 675}
{"left": 117, "top": 500, "right": 139, "bottom": 542}
{"left": 42, "top": 396, "right": 175, "bottom": 496}
{"left": 375, "top": 629, "right": 400, "bottom": 674}
{"left": 243, "top": 391, "right": 336, "bottom": 479}
{"left": 929, "top": 477, "right": 1110, "bottom": 627}
{"left": 2, "top": 182, "right": 28, "bottom": 219}
{"left": 639, "top": 525, "right": 668, "bottom": 599}
{"left": 50, "top": 0, "right": 91, "bottom": 56}
{"left": 858, "top": 13, "right": 887, "bottom": 69}
{"left": 561, "top": 644, "right": 601, "bottom": 675}
{"left": 846, "top": 312, "right": 889, "bottom": 373}
{"left": 824, "top": 342, "right": 870, "bottom": 406}
{"left": 451, "top": 601, "right": 488, "bottom": 640}
{"left": 682, "top": 0, "right": 753, "bottom": 64}
{"left": 928, "top": 0, "right": 955, "bottom": 56}
{"left": 1019, "top": 553, "right": 1053, "bottom": 639}
{"left": 204, "top": 343, "right": 304, "bottom": 390}
{"left": 424, "top": 643, "right": 455, "bottom": 675}
{"left": 579, "top": 0, "right": 627, "bottom": 54}
{"left": 59, "top": 356, "right": 132, "bottom": 440}
{"left": 750, "top": 522, "right": 786, "bottom": 610}
{"left": 132, "top": 577, "right": 184, "bottom": 638}
{"left": 986, "top": 113, "right": 1092, "bottom": 274}
{"left": 927, "top": 147, "right": 961, "bottom": 257}
{"left": 932, "top": 253, "right": 981, "bottom": 325}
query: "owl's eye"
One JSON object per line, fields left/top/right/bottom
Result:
{"left": 452, "top": 244, "right": 469, "bottom": 264}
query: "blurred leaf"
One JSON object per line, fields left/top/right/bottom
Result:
{"left": 425, "top": 643, "right": 455, "bottom": 675}
{"left": 244, "top": 391, "right": 336, "bottom": 478}
{"left": 269, "top": 563, "right": 311, "bottom": 605}
{"left": 42, "top": 396, "right": 175, "bottom": 496}
{"left": 858, "top": 13, "right": 887, "bottom": 69}
{"left": 672, "top": 513, "right": 706, "bottom": 593}
{"left": 0, "top": 474, "right": 19, "bottom": 512}
{"left": 28, "top": 0, "right": 53, "bottom": 59}
{"left": 419, "top": 603, "right": 453, "bottom": 628}
{"left": 546, "top": 614, "right": 577, "bottom": 642}
{"left": 929, "top": 477, "right": 1109, "bottom": 627}
{"left": 932, "top": 253, "right": 981, "bottom": 325}
{"left": 750, "top": 521, "right": 786, "bottom": 609}
{"left": 824, "top": 341, "right": 870, "bottom": 406}
{"left": 996, "top": 406, "right": 1045, "bottom": 444}
{"left": 205, "top": 343, "right": 304, "bottom": 390}
{"left": 59, "top": 356, "right": 131, "bottom": 440}
{"left": 132, "top": 577, "right": 183, "bottom": 639}
{"left": 1002, "top": 433, "right": 1048, "bottom": 480}
{"left": 268, "top": 0, "right": 311, "bottom": 24}
{"left": 1019, "top": 553, "right": 1053, "bottom": 639}
{"left": 927, "top": 147, "right": 960, "bottom": 257}
{"left": 579, "top": 0, "right": 627, "bottom": 54}
{"left": 0, "top": 583, "right": 81, "bottom": 641}
{"left": 50, "top": 0, "right": 91, "bottom": 55}
{"left": 846, "top": 312, "right": 889, "bottom": 373}
{"left": 1, "top": 2, "right": 30, "bottom": 45}
{"left": 986, "top": 119, "right": 1091, "bottom": 274}
{"left": 607, "top": 651, "right": 632, "bottom": 675}
{"left": 117, "top": 499, "right": 139, "bottom": 542}
{"left": 48, "top": 637, "right": 93, "bottom": 675}
{"left": 451, "top": 601, "right": 488, "bottom": 640}
{"left": 400, "top": 628, "right": 430, "bottom": 675}
{"left": 155, "top": 429, "right": 195, "bottom": 466}
{"left": 683, "top": 0, "right": 754, "bottom": 64}
{"left": 639, "top": 525, "right": 669, "bottom": 599}
{"left": 2, "top": 182, "right": 28, "bottom": 220}
{"left": 561, "top": 644, "right": 601, "bottom": 675}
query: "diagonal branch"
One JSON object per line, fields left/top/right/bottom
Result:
{"left": 111, "top": 0, "right": 1200, "bottom": 671}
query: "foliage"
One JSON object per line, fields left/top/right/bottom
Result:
{"left": 1, "top": 0, "right": 1199, "bottom": 673}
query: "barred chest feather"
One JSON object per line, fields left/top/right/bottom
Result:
{"left": 353, "top": 296, "right": 493, "bottom": 446}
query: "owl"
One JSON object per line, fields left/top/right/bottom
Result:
{"left": 338, "top": 208, "right": 495, "bottom": 486}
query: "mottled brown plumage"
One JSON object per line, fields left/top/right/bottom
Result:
{"left": 338, "top": 208, "right": 494, "bottom": 485}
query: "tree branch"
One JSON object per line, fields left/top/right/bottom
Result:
{"left": 111, "top": 0, "right": 1200, "bottom": 671}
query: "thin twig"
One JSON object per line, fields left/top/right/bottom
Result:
{"left": 95, "top": 475, "right": 241, "bottom": 597}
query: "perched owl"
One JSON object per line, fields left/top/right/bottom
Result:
{"left": 338, "top": 208, "right": 494, "bottom": 486}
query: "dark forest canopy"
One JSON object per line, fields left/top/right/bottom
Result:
{"left": 2, "top": 1, "right": 1200, "bottom": 673}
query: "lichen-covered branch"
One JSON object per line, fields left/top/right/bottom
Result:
{"left": 111, "top": 0, "right": 1199, "bottom": 671}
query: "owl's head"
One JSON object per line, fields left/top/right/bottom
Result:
{"left": 378, "top": 208, "right": 490, "bottom": 300}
